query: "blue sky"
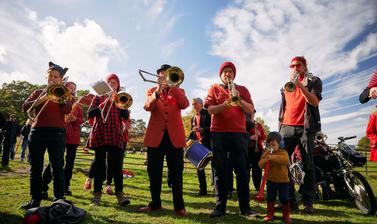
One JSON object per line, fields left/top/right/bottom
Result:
{"left": 0, "top": 0, "right": 376, "bottom": 145}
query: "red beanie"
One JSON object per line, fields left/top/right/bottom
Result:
{"left": 219, "top": 61, "right": 237, "bottom": 77}
{"left": 291, "top": 56, "right": 307, "bottom": 67}
{"left": 105, "top": 73, "right": 120, "bottom": 91}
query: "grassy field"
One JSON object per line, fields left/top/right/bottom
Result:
{"left": 0, "top": 147, "right": 377, "bottom": 224}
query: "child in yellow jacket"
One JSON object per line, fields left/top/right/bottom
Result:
{"left": 259, "top": 132, "right": 291, "bottom": 223}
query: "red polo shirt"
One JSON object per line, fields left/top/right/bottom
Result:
{"left": 205, "top": 84, "right": 253, "bottom": 133}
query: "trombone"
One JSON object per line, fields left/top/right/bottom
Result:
{"left": 139, "top": 66, "right": 184, "bottom": 87}
{"left": 101, "top": 89, "right": 133, "bottom": 123}
{"left": 27, "top": 84, "right": 71, "bottom": 122}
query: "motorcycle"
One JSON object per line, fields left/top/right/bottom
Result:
{"left": 312, "top": 133, "right": 376, "bottom": 215}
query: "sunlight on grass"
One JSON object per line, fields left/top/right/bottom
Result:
{"left": 1, "top": 148, "right": 376, "bottom": 223}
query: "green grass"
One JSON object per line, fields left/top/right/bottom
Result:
{"left": 1, "top": 148, "right": 377, "bottom": 224}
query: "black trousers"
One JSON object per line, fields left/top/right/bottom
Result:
{"left": 211, "top": 132, "right": 250, "bottom": 213}
{"left": 249, "top": 149, "right": 262, "bottom": 191}
{"left": 1, "top": 140, "right": 11, "bottom": 166}
{"left": 280, "top": 125, "right": 316, "bottom": 204}
{"left": 42, "top": 144, "right": 79, "bottom": 191}
{"left": 28, "top": 128, "right": 66, "bottom": 200}
{"left": 93, "top": 146, "right": 125, "bottom": 193}
{"left": 197, "top": 142, "right": 214, "bottom": 193}
{"left": 147, "top": 131, "right": 185, "bottom": 209}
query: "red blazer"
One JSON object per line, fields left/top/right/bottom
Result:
{"left": 366, "top": 111, "right": 377, "bottom": 148}
{"left": 65, "top": 103, "right": 84, "bottom": 145}
{"left": 144, "top": 87, "right": 189, "bottom": 148}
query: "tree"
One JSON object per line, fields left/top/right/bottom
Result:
{"left": 357, "top": 136, "right": 370, "bottom": 151}
{"left": 0, "top": 81, "right": 44, "bottom": 124}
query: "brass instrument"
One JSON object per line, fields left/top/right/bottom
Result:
{"left": 139, "top": 66, "right": 184, "bottom": 87}
{"left": 101, "top": 90, "right": 133, "bottom": 123}
{"left": 226, "top": 78, "right": 241, "bottom": 106}
{"left": 27, "top": 84, "right": 70, "bottom": 121}
{"left": 284, "top": 71, "right": 299, "bottom": 92}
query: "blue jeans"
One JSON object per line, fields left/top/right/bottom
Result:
{"left": 20, "top": 137, "right": 29, "bottom": 160}
{"left": 267, "top": 181, "right": 289, "bottom": 204}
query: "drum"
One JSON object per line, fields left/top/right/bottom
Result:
{"left": 184, "top": 139, "right": 213, "bottom": 170}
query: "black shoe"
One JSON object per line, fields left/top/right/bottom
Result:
{"left": 240, "top": 209, "right": 260, "bottom": 217}
{"left": 227, "top": 191, "right": 233, "bottom": 199}
{"left": 210, "top": 209, "right": 225, "bottom": 218}
{"left": 41, "top": 191, "right": 48, "bottom": 200}
{"left": 198, "top": 190, "right": 207, "bottom": 196}
{"left": 64, "top": 187, "right": 72, "bottom": 196}
{"left": 20, "top": 199, "right": 40, "bottom": 210}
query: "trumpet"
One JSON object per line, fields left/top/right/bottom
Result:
{"left": 101, "top": 90, "right": 133, "bottom": 123}
{"left": 139, "top": 66, "right": 184, "bottom": 87}
{"left": 27, "top": 84, "right": 71, "bottom": 121}
{"left": 226, "top": 78, "right": 241, "bottom": 106}
{"left": 284, "top": 71, "right": 299, "bottom": 92}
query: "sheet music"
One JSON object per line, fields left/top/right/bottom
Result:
{"left": 91, "top": 80, "right": 112, "bottom": 96}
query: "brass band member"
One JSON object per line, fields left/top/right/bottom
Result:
{"left": 189, "top": 97, "right": 212, "bottom": 196}
{"left": 86, "top": 74, "right": 130, "bottom": 206}
{"left": 205, "top": 61, "right": 257, "bottom": 218}
{"left": 138, "top": 64, "right": 189, "bottom": 216}
{"left": 279, "top": 56, "right": 322, "bottom": 213}
{"left": 41, "top": 81, "right": 84, "bottom": 197}
{"left": 248, "top": 112, "right": 266, "bottom": 193}
{"left": 21, "top": 62, "right": 72, "bottom": 209}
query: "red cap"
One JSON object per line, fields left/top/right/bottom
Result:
{"left": 105, "top": 73, "right": 120, "bottom": 91}
{"left": 291, "top": 56, "right": 307, "bottom": 67}
{"left": 219, "top": 61, "right": 236, "bottom": 77}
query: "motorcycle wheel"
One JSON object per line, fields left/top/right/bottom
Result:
{"left": 344, "top": 171, "right": 376, "bottom": 215}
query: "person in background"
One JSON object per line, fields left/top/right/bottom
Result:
{"left": 20, "top": 119, "right": 32, "bottom": 162}
{"left": 1, "top": 114, "right": 21, "bottom": 166}
{"left": 188, "top": 97, "right": 212, "bottom": 196}
{"left": 248, "top": 112, "right": 266, "bottom": 193}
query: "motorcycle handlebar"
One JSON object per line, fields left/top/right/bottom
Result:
{"left": 338, "top": 136, "right": 357, "bottom": 142}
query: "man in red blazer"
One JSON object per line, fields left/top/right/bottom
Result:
{"left": 138, "top": 64, "right": 189, "bottom": 216}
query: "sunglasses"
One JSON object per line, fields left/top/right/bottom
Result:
{"left": 290, "top": 64, "right": 302, "bottom": 68}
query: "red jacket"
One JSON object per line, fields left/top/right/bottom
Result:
{"left": 86, "top": 95, "right": 129, "bottom": 150}
{"left": 249, "top": 122, "right": 266, "bottom": 151}
{"left": 144, "top": 87, "right": 189, "bottom": 148}
{"left": 65, "top": 103, "right": 84, "bottom": 145}
{"left": 366, "top": 111, "right": 377, "bottom": 148}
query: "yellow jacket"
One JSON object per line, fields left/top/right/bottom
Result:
{"left": 258, "top": 148, "right": 290, "bottom": 183}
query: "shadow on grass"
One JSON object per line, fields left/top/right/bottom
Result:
{"left": 0, "top": 212, "right": 23, "bottom": 224}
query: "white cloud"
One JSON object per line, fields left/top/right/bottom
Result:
{"left": 0, "top": 1, "right": 125, "bottom": 91}
{"left": 207, "top": 0, "right": 377, "bottom": 143}
{"left": 161, "top": 38, "right": 184, "bottom": 60}
{"left": 0, "top": 45, "right": 7, "bottom": 64}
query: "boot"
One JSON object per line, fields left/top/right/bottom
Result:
{"left": 282, "top": 203, "right": 292, "bottom": 224}
{"left": 263, "top": 201, "right": 275, "bottom": 222}
{"left": 116, "top": 191, "right": 131, "bottom": 206}
{"left": 90, "top": 192, "right": 102, "bottom": 206}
